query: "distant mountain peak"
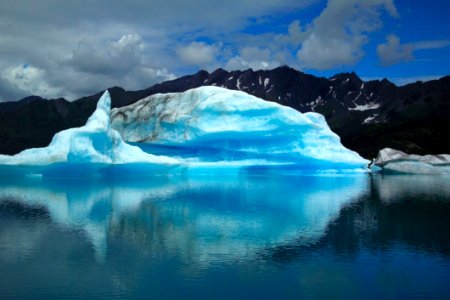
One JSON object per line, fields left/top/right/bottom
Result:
{"left": 330, "top": 72, "right": 362, "bottom": 83}
{"left": 196, "top": 69, "right": 210, "bottom": 77}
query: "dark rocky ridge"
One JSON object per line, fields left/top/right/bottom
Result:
{"left": 1, "top": 66, "right": 449, "bottom": 159}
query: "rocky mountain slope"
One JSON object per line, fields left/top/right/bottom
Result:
{"left": 1, "top": 66, "right": 449, "bottom": 158}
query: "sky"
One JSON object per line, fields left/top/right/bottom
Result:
{"left": 0, "top": 0, "right": 449, "bottom": 101}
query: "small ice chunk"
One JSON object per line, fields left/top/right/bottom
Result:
{"left": 373, "top": 148, "right": 450, "bottom": 174}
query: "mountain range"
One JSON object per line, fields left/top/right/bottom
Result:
{"left": 1, "top": 66, "right": 449, "bottom": 159}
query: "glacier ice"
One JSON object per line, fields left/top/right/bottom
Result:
{"left": 0, "top": 91, "right": 179, "bottom": 169}
{"left": 372, "top": 148, "right": 450, "bottom": 174}
{"left": 111, "top": 86, "right": 369, "bottom": 171}
{"left": 0, "top": 86, "right": 370, "bottom": 176}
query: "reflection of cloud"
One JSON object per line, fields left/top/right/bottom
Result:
{"left": 0, "top": 174, "right": 369, "bottom": 264}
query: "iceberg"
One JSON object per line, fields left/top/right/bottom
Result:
{"left": 0, "top": 91, "right": 179, "bottom": 176}
{"left": 0, "top": 87, "right": 369, "bottom": 176}
{"left": 372, "top": 148, "right": 450, "bottom": 174}
{"left": 111, "top": 86, "right": 369, "bottom": 171}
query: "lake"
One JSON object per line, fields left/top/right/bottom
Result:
{"left": 0, "top": 173, "right": 449, "bottom": 299}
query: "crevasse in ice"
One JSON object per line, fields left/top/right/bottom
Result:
{"left": 111, "top": 86, "right": 369, "bottom": 170}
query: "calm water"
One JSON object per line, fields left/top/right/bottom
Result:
{"left": 0, "top": 173, "right": 449, "bottom": 299}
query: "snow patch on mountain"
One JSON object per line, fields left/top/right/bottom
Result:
{"left": 349, "top": 102, "right": 380, "bottom": 111}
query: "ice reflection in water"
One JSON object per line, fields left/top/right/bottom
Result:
{"left": 0, "top": 174, "right": 369, "bottom": 263}
{"left": 1, "top": 174, "right": 450, "bottom": 299}
{"left": 372, "top": 174, "right": 450, "bottom": 202}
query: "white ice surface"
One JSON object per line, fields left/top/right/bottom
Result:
{"left": 111, "top": 86, "right": 369, "bottom": 170}
{"left": 0, "top": 87, "right": 370, "bottom": 174}
{"left": 0, "top": 91, "right": 178, "bottom": 166}
{"left": 373, "top": 148, "right": 450, "bottom": 174}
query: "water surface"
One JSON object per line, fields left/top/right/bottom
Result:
{"left": 0, "top": 174, "right": 449, "bottom": 299}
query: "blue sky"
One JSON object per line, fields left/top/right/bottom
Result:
{"left": 291, "top": 0, "right": 450, "bottom": 80}
{"left": 0, "top": 0, "right": 448, "bottom": 101}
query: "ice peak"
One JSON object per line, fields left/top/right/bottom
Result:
{"left": 86, "top": 90, "right": 111, "bottom": 130}
{"left": 0, "top": 88, "right": 179, "bottom": 170}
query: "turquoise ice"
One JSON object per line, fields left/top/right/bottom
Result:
{"left": 0, "top": 87, "right": 369, "bottom": 176}
{"left": 111, "top": 86, "right": 369, "bottom": 172}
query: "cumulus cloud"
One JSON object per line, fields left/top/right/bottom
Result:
{"left": 0, "top": 33, "right": 175, "bottom": 100}
{"left": 0, "top": 0, "right": 317, "bottom": 100}
{"left": 225, "top": 46, "right": 281, "bottom": 70}
{"left": 69, "top": 34, "right": 144, "bottom": 75}
{"left": 177, "top": 42, "right": 218, "bottom": 67}
{"left": 1, "top": 65, "right": 62, "bottom": 101}
{"left": 377, "top": 35, "right": 450, "bottom": 66}
{"left": 0, "top": 0, "right": 446, "bottom": 101}
{"left": 377, "top": 35, "right": 414, "bottom": 66}
{"left": 0, "top": 75, "right": 28, "bottom": 102}
{"left": 296, "top": 0, "right": 398, "bottom": 70}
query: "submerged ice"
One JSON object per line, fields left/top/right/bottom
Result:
{"left": 111, "top": 86, "right": 369, "bottom": 170}
{"left": 0, "top": 86, "right": 369, "bottom": 175}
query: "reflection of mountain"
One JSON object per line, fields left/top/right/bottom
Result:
{"left": 0, "top": 175, "right": 368, "bottom": 263}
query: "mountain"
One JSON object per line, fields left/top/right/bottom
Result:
{"left": 1, "top": 66, "right": 449, "bottom": 158}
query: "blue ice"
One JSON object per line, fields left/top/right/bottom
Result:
{"left": 0, "top": 87, "right": 369, "bottom": 177}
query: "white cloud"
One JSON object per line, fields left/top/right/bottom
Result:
{"left": 0, "top": 0, "right": 319, "bottom": 100}
{"left": 0, "top": 75, "right": 28, "bottom": 102}
{"left": 296, "top": 0, "right": 398, "bottom": 70}
{"left": 0, "top": 0, "right": 317, "bottom": 34}
{"left": 0, "top": 33, "right": 176, "bottom": 100}
{"left": 377, "top": 35, "right": 414, "bottom": 66}
{"left": 2, "top": 65, "right": 61, "bottom": 99}
{"left": 69, "top": 33, "right": 145, "bottom": 75}
{"left": 240, "top": 47, "right": 271, "bottom": 62}
{"left": 414, "top": 40, "right": 450, "bottom": 50}
{"left": 225, "top": 46, "right": 281, "bottom": 71}
{"left": 297, "top": 33, "right": 366, "bottom": 69}
{"left": 286, "top": 20, "right": 308, "bottom": 44}
{"left": 377, "top": 35, "right": 450, "bottom": 66}
{"left": 177, "top": 42, "right": 218, "bottom": 67}
{"left": 0, "top": 0, "right": 446, "bottom": 101}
